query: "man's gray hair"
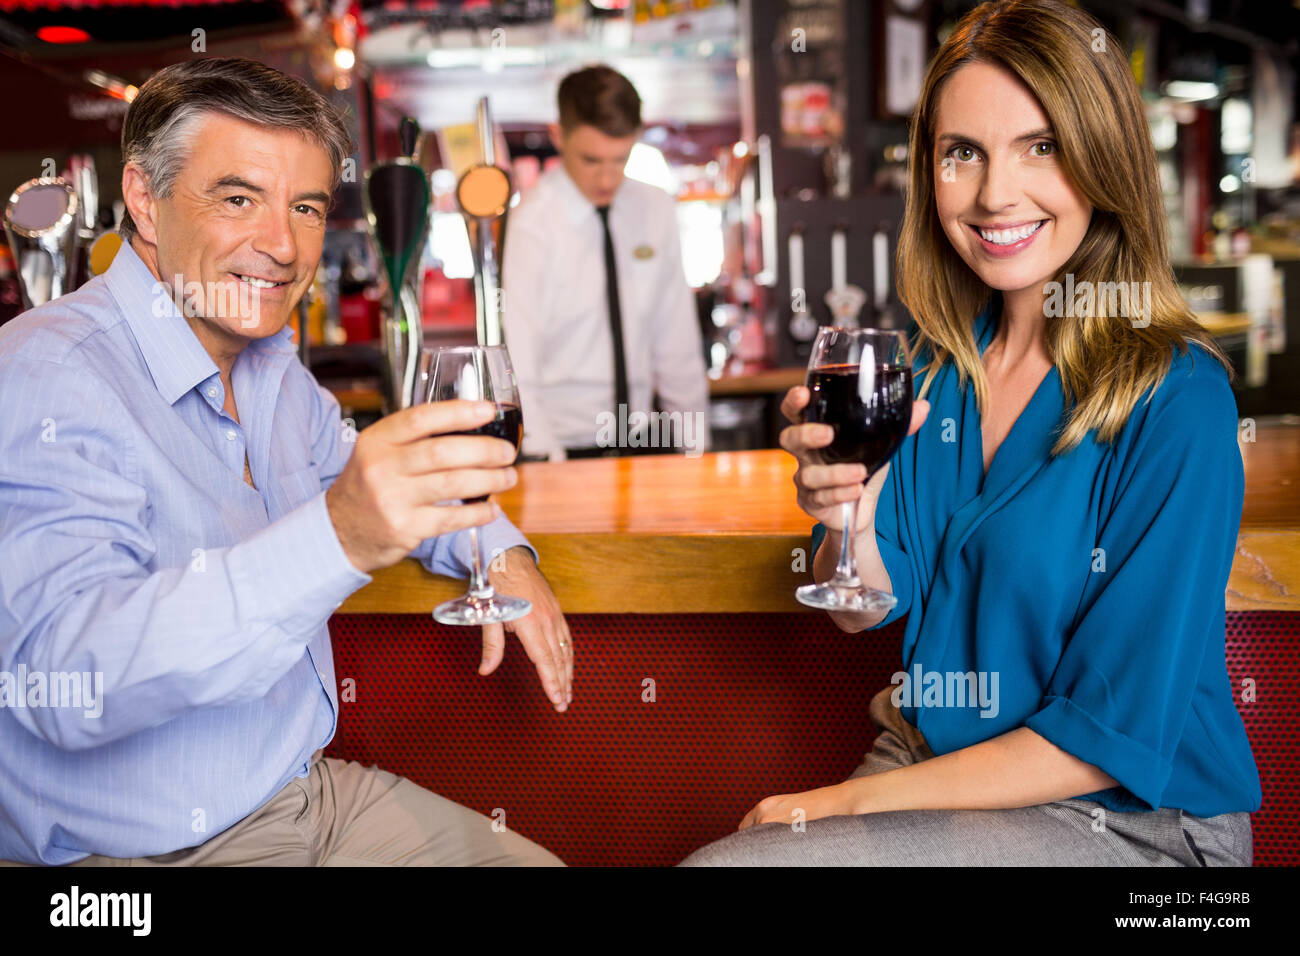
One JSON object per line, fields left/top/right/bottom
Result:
{"left": 118, "top": 57, "right": 352, "bottom": 243}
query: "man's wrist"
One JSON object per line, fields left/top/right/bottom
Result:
{"left": 488, "top": 544, "right": 538, "bottom": 578}
{"left": 504, "top": 544, "right": 537, "bottom": 566}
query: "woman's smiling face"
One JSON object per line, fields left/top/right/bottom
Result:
{"left": 932, "top": 60, "right": 1092, "bottom": 299}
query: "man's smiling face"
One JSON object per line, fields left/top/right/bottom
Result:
{"left": 131, "top": 111, "right": 333, "bottom": 349}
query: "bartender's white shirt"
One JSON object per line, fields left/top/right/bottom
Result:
{"left": 502, "top": 165, "right": 710, "bottom": 459}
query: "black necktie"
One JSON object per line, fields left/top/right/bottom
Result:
{"left": 595, "top": 205, "right": 629, "bottom": 418}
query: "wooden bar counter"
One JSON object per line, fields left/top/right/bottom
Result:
{"left": 338, "top": 420, "right": 1300, "bottom": 615}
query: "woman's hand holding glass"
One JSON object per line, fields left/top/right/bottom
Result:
{"left": 779, "top": 387, "right": 930, "bottom": 534}
{"left": 780, "top": 384, "right": 930, "bottom": 628}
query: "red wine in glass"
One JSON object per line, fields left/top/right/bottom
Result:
{"left": 804, "top": 364, "right": 913, "bottom": 478}
{"left": 425, "top": 344, "right": 531, "bottom": 626}
{"left": 453, "top": 402, "right": 523, "bottom": 503}
{"left": 796, "top": 327, "right": 912, "bottom": 614}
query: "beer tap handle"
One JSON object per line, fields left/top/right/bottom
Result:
{"left": 399, "top": 117, "right": 420, "bottom": 161}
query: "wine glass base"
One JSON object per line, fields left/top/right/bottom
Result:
{"left": 433, "top": 593, "right": 532, "bottom": 626}
{"left": 795, "top": 582, "right": 898, "bottom": 614}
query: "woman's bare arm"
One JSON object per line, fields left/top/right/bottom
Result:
{"left": 844, "top": 725, "right": 1120, "bottom": 814}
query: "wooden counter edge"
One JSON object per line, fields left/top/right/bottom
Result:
{"left": 1226, "top": 531, "right": 1300, "bottom": 612}
{"left": 335, "top": 529, "right": 1300, "bottom": 615}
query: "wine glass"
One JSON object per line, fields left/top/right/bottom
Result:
{"left": 796, "top": 327, "right": 913, "bottom": 613}
{"left": 414, "top": 347, "right": 435, "bottom": 409}
{"left": 425, "top": 344, "right": 531, "bottom": 625}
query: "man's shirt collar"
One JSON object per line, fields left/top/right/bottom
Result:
{"left": 104, "top": 239, "right": 298, "bottom": 406}
{"left": 554, "top": 164, "right": 625, "bottom": 227}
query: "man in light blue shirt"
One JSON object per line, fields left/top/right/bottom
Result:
{"left": 0, "top": 57, "right": 570, "bottom": 866}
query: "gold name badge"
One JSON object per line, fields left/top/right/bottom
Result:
{"left": 633, "top": 245, "right": 655, "bottom": 260}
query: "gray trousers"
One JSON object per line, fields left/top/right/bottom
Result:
{"left": 680, "top": 686, "right": 1253, "bottom": 867}
{"left": 1, "top": 752, "right": 564, "bottom": 867}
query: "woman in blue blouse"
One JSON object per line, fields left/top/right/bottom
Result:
{"left": 682, "top": 0, "right": 1260, "bottom": 866}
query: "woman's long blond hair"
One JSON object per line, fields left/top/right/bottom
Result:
{"left": 899, "top": 0, "right": 1231, "bottom": 456}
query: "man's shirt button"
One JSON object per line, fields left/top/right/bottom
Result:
{"left": 225, "top": 429, "right": 237, "bottom": 441}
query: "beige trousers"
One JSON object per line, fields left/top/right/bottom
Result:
{"left": 1, "top": 751, "right": 564, "bottom": 867}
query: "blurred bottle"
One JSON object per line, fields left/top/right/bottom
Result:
{"left": 1231, "top": 226, "right": 1251, "bottom": 258}
{"left": 339, "top": 278, "right": 381, "bottom": 342}
{"left": 337, "top": 244, "right": 382, "bottom": 343}
{"left": 421, "top": 263, "right": 475, "bottom": 329}
{"left": 0, "top": 241, "right": 23, "bottom": 326}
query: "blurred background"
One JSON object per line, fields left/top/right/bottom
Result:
{"left": 2, "top": 0, "right": 1298, "bottom": 447}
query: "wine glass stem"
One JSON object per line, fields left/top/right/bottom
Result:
{"left": 468, "top": 525, "right": 494, "bottom": 600}
{"left": 832, "top": 500, "right": 863, "bottom": 588}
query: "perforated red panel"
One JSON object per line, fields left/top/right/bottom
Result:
{"left": 1225, "top": 611, "right": 1299, "bottom": 867}
{"left": 325, "top": 611, "right": 1299, "bottom": 867}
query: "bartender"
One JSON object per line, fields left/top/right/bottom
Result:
{"left": 502, "top": 64, "right": 710, "bottom": 460}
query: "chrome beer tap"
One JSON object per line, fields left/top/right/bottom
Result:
{"left": 457, "top": 96, "right": 512, "bottom": 347}
{"left": 3, "top": 178, "right": 80, "bottom": 310}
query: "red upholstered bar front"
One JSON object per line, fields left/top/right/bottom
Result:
{"left": 324, "top": 612, "right": 1299, "bottom": 867}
